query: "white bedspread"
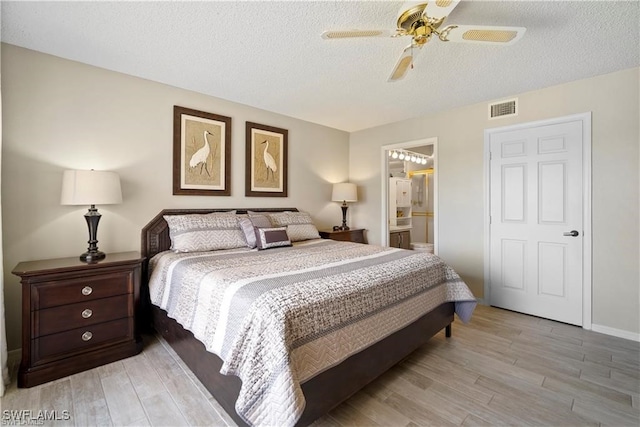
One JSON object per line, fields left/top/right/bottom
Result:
{"left": 148, "top": 239, "right": 476, "bottom": 426}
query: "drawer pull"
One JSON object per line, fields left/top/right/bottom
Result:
{"left": 81, "top": 286, "right": 93, "bottom": 296}
{"left": 81, "top": 331, "right": 93, "bottom": 341}
{"left": 81, "top": 309, "right": 93, "bottom": 319}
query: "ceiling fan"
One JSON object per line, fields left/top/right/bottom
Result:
{"left": 321, "top": 0, "right": 526, "bottom": 82}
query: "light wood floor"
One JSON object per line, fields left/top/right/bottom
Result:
{"left": 2, "top": 305, "right": 639, "bottom": 426}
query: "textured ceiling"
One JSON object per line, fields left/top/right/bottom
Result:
{"left": 2, "top": 1, "right": 639, "bottom": 132}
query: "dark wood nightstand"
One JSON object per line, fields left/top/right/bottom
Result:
{"left": 319, "top": 228, "right": 366, "bottom": 244}
{"left": 12, "top": 251, "right": 144, "bottom": 388}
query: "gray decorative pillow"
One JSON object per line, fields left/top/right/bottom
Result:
{"left": 164, "top": 212, "right": 247, "bottom": 252}
{"left": 267, "top": 211, "right": 320, "bottom": 242}
{"left": 255, "top": 227, "right": 292, "bottom": 250}
{"left": 238, "top": 214, "right": 272, "bottom": 248}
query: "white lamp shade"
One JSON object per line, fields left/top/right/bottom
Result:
{"left": 60, "top": 170, "right": 123, "bottom": 205}
{"left": 331, "top": 183, "right": 357, "bottom": 203}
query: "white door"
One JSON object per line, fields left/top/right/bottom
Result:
{"left": 489, "top": 119, "right": 585, "bottom": 325}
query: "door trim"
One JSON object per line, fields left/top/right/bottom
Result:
{"left": 381, "top": 138, "right": 438, "bottom": 251}
{"left": 483, "top": 112, "right": 592, "bottom": 329}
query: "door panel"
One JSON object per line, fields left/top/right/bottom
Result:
{"left": 539, "top": 161, "right": 566, "bottom": 223}
{"left": 502, "top": 164, "right": 526, "bottom": 222}
{"left": 538, "top": 242, "right": 566, "bottom": 297}
{"left": 501, "top": 239, "right": 526, "bottom": 290}
{"left": 489, "top": 120, "right": 583, "bottom": 325}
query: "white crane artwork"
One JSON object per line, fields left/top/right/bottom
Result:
{"left": 261, "top": 140, "right": 277, "bottom": 181}
{"left": 189, "top": 130, "right": 214, "bottom": 176}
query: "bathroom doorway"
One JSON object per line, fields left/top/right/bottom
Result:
{"left": 380, "top": 138, "right": 438, "bottom": 253}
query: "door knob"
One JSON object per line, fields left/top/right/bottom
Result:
{"left": 563, "top": 230, "right": 579, "bottom": 237}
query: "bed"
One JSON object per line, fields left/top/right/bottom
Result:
{"left": 141, "top": 208, "right": 476, "bottom": 427}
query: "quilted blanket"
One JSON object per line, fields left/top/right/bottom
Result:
{"left": 148, "top": 239, "right": 476, "bottom": 426}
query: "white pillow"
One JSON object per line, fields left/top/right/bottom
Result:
{"left": 267, "top": 211, "right": 320, "bottom": 242}
{"left": 164, "top": 212, "right": 247, "bottom": 252}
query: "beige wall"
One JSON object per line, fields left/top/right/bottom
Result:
{"left": 350, "top": 67, "right": 640, "bottom": 336}
{"left": 1, "top": 44, "right": 350, "bottom": 350}
{"left": 2, "top": 43, "right": 638, "bottom": 348}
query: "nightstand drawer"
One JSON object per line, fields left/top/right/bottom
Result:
{"left": 327, "top": 233, "right": 352, "bottom": 242}
{"left": 34, "top": 294, "right": 132, "bottom": 337}
{"left": 347, "top": 232, "right": 365, "bottom": 243}
{"left": 33, "top": 317, "right": 133, "bottom": 364}
{"left": 33, "top": 272, "right": 132, "bottom": 309}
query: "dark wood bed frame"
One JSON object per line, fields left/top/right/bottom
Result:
{"left": 141, "top": 208, "right": 454, "bottom": 426}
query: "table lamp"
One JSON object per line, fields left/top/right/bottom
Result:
{"left": 331, "top": 182, "right": 357, "bottom": 230}
{"left": 60, "top": 169, "right": 122, "bottom": 262}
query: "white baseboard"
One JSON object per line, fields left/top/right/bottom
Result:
{"left": 591, "top": 324, "right": 640, "bottom": 342}
{"left": 477, "top": 303, "right": 639, "bottom": 342}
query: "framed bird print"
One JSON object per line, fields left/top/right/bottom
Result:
{"left": 173, "top": 106, "right": 231, "bottom": 196}
{"left": 245, "top": 121, "right": 288, "bottom": 197}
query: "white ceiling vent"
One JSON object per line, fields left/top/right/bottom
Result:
{"left": 488, "top": 98, "right": 518, "bottom": 119}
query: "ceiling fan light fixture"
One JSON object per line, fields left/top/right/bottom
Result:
{"left": 323, "top": 1, "right": 525, "bottom": 82}
{"left": 397, "top": 3, "right": 428, "bottom": 31}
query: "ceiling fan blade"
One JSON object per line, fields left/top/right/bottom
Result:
{"left": 321, "top": 29, "right": 393, "bottom": 39}
{"left": 423, "top": 0, "right": 461, "bottom": 20}
{"left": 440, "top": 25, "right": 526, "bottom": 45}
{"left": 388, "top": 44, "right": 422, "bottom": 82}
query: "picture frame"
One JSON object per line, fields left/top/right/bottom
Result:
{"left": 173, "top": 106, "right": 231, "bottom": 196}
{"left": 245, "top": 121, "right": 288, "bottom": 197}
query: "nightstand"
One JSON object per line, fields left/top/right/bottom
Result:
{"left": 319, "top": 228, "right": 366, "bottom": 244}
{"left": 12, "top": 251, "right": 144, "bottom": 388}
